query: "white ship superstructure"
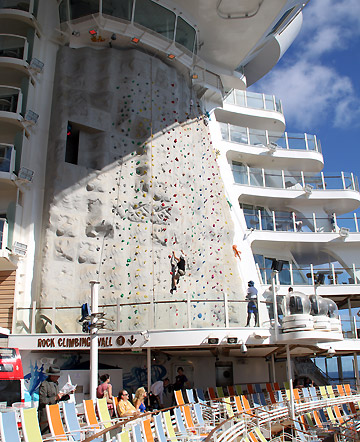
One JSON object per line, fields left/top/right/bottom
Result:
{"left": 0, "top": 0, "right": 359, "bottom": 397}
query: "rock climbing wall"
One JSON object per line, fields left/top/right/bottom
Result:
{"left": 40, "top": 46, "right": 244, "bottom": 332}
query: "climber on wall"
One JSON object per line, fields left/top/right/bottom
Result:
{"left": 170, "top": 250, "right": 186, "bottom": 294}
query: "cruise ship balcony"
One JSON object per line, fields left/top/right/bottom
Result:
{"left": 232, "top": 163, "right": 360, "bottom": 213}
{"left": 0, "top": 0, "right": 39, "bottom": 31}
{"left": 0, "top": 143, "right": 16, "bottom": 185}
{"left": 221, "top": 123, "right": 323, "bottom": 172}
{"left": 0, "top": 34, "right": 32, "bottom": 82}
{"left": 0, "top": 218, "right": 16, "bottom": 271}
{"left": 215, "top": 90, "right": 285, "bottom": 132}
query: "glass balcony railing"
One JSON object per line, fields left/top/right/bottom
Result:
{"left": 58, "top": 0, "right": 197, "bottom": 55}
{"left": 232, "top": 163, "right": 359, "bottom": 192}
{"left": 224, "top": 89, "right": 283, "bottom": 113}
{"left": 243, "top": 209, "right": 360, "bottom": 233}
{"left": 220, "top": 123, "right": 322, "bottom": 153}
{"left": 0, "top": 144, "right": 15, "bottom": 173}
{"left": 0, "top": 34, "right": 27, "bottom": 61}
{"left": 0, "top": 85, "right": 22, "bottom": 114}
{"left": 256, "top": 262, "right": 360, "bottom": 287}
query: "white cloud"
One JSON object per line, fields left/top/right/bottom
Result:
{"left": 253, "top": 0, "right": 360, "bottom": 130}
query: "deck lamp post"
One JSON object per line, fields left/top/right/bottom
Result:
{"left": 90, "top": 280, "right": 100, "bottom": 402}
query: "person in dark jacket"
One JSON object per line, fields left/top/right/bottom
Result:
{"left": 38, "top": 365, "right": 66, "bottom": 434}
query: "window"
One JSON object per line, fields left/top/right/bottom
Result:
{"left": 102, "top": 0, "right": 133, "bottom": 21}
{"left": 65, "top": 122, "right": 79, "bottom": 165}
{"left": 69, "top": 0, "right": 99, "bottom": 21}
{"left": 134, "top": 0, "right": 176, "bottom": 40}
{"left": 175, "top": 16, "right": 196, "bottom": 53}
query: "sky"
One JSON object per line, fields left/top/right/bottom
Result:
{"left": 251, "top": 0, "right": 360, "bottom": 175}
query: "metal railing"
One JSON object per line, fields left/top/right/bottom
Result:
{"left": 243, "top": 210, "right": 360, "bottom": 233}
{"left": 0, "top": 34, "right": 27, "bottom": 61}
{"left": 220, "top": 123, "right": 321, "bottom": 152}
{"left": 257, "top": 263, "right": 360, "bottom": 286}
{"left": 14, "top": 297, "right": 269, "bottom": 334}
{"left": 0, "top": 85, "right": 22, "bottom": 113}
{"left": 224, "top": 89, "right": 283, "bottom": 113}
{"left": 232, "top": 164, "right": 359, "bottom": 191}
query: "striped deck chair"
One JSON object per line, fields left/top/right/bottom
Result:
{"left": 154, "top": 413, "right": 169, "bottom": 442}
{"left": 113, "top": 396, "right": 119, "bottom": 417}
{"left": 254, "top": 384, "right": 262, "bottom": 394}
{"left": 223, "top": 397, "right": 234, "bottom": 419}
{"left": 195, "top": 388, "right": 205, "bottom": 402}
{"left": 182, "top": 403, "right": 207, "bottom": 435}
{"left": 332, "top": 405, "right": 345, "bottom": 424}
{"left": 326, "top": 385, "right": 336, "bottom": 398}
{"left": 293, "top": 419, "right": 307, "bottom": 442}
{"left": 117, "top": 429, "right": 131, "bottom": 442}
{"left": 63, "top": 401, "right": 101, "bottom": 442}
{"left": 235, "top": 385, "right": 243, "bottom": 396}
{"left": 207, "top": 387, "right": 217, "bottom": 400}
{"left": 132, "top": 423, "right": 144, "bottom": 442}
{"left": 344, "top": 384, "right": 353, "bottom": 396}
{"left": 227, "top": 385, "right": 236, "bottom": 397}
{"left": 193, "top": 402, "right": 214, "bottom": 429}
{"left": 340, "top": 384, "right": 357, "bottom": 414}
{"left": 247, "top": 384, "right": 255, "bottom": 394}
{"left": 142, "top": 417, "right": 155, "bottom": 442}
{"left": 216, "top": 386, "right": 225, "bottom": 398}
{"left": 283, "top": 381, "right": 290, "bottom": 390}
{"left": 254, "top": 427, "right": 267, "bottom": 442}
{"left": 234, "top": 396, "right": 243, "bottom": 414}
{"left": 46, "top": 403, "right": 67, "bottom": 440}
{"left": 97, "top": 397, "right": 115, "bottom": 428}
{"left": 20, "top": 407, "right": 44, "bottom": 442}
{"left": 174, "top": 389, "right": 185, "bottom": 406}
{"left": 265, "top": 383, "right": 273, "bottom": 393}
{"left": 84, "top": 399, "right": 100, "bottom": 430}
{"left": 163, "top": 410, "right": 178, "bottom": 439}
{"left": 326, "top": 406, "right": 337, "bottom": 425}
{"left": 174, "top": 407, "right": 188, "bottom": 435}
{"left": 309, "top": 386, "right": 318, "bottom": 401}
{"left": 273, "top": 382, "right": 280, "bottom": 391}
{"left": 267, "top": 388, "right": 277, "bottom": 405}
{"left": 303, "top": 412, "right": 315, "bottom": 428}
{"left": 319, "top": 385, "right": 328, "bottom": 399}
{"left": 0, "top": 410, "right": 21, "bottom": 442}
{"left": 241, "top": 395, "right": 254, "bottom": 416}
{"left": 186, "top": 389, "right": 195, "bottom": 403}
{"left": 302, "top": 387, "right": 310, "bottom": 401}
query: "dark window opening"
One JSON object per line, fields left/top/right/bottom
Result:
{"left": 65, "top": 122, "right": 79, "bottom": 165}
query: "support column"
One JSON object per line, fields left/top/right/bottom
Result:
{"left": 147, "top": 348, "right": 151, "bottom": 394}
{"left": 271, "top": 354, "right": 276, "bottom": 383}
{"left": 286, "top": 345, "right": 295, "bottom": 422}
{"left": 354, "top": 353, "right": 360, "bottom": 393}
{"left": 90, "top": 280, "right": 100, "bottom": 402}
{"left": 271, "top": 271, "right": 278, "bottom": 341}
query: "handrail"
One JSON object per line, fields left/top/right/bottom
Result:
{"left": 243, "top": 209, "right": 360, "bottom": 233}
{"left": 224, "top": 89, "right": 283, "bottom": 114}
{"left": 232, "top": 163, "right": 358, "bottom": 191}
{"left": 220, "top": 123, "right": 321, "bottom": 153}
